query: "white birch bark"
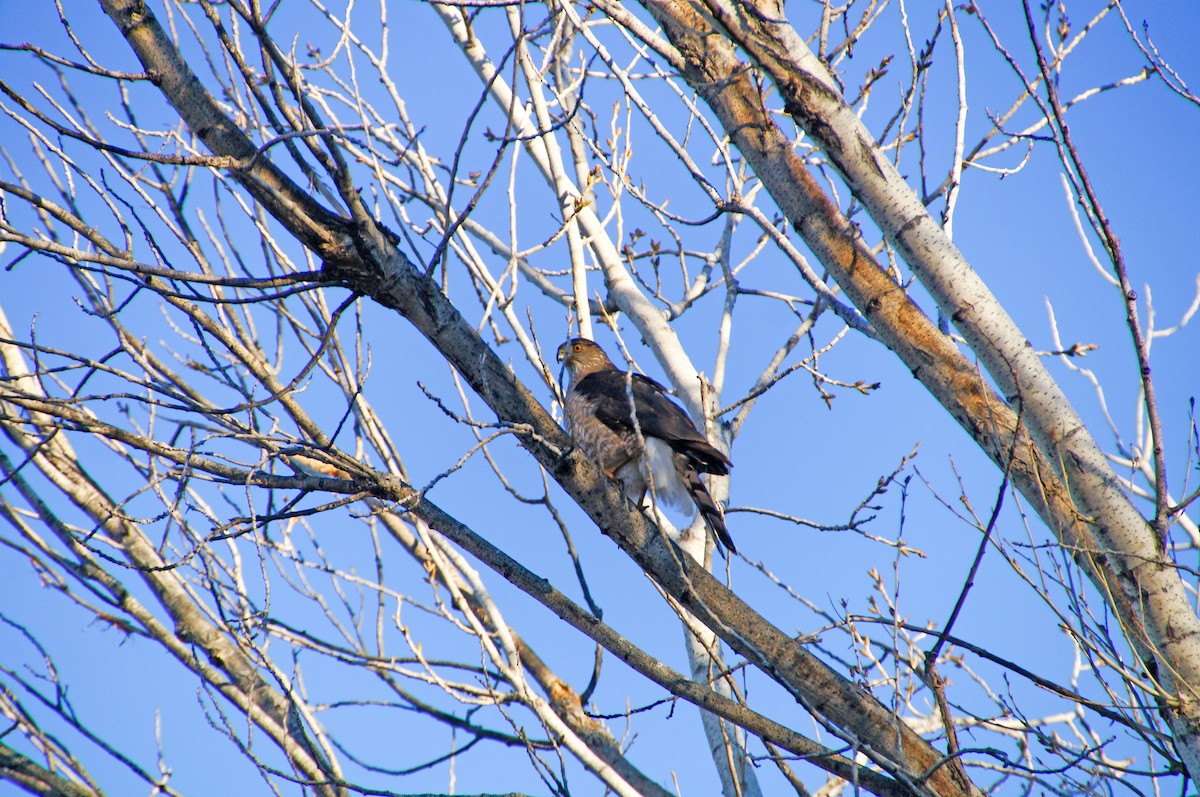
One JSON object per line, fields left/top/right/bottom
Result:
{"left": 696, "top": 0, "right": 1200, "bottom": 774}
{"left": 432, "top": 7, "right": 759, "bottom": 793}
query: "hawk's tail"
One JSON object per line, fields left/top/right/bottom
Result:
{"left": 681, "top": 466, "right": 736, "bottom": 554}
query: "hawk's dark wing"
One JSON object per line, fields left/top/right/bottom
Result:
{"left": 574, "top": 370, "right": 730, "bottom": 475}
{"left": 559, "top": 337, "right": 736, "bottom": 553}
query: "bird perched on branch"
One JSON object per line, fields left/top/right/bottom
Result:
{"left": 556, "top": 338, "right": 735, "bottom": 553}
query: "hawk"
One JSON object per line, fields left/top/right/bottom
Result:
{"left": 556, "top": 338, "right": 735, "bottom": 553}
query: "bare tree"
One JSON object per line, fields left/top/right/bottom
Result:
{"left": 1, "top": 0, "right": 1197, "bottom": 795}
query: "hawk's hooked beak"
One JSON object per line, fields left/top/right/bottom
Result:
{"left": 553, "top": 343, "right": 570, "bottom": 400}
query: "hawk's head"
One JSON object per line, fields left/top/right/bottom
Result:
{"left": 556, "top": 338, "right": 615, "bottom": 381}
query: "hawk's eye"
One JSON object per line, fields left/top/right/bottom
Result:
{"left": 574, "top": 344, "right": 582, "bottom": 352}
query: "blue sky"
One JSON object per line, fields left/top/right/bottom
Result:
{"left": 1, "top": 1, "right": 1198, "bottom": 795}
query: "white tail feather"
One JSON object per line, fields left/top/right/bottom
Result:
{"left": 643, "top": 438, "right": 694, "bottom": 513}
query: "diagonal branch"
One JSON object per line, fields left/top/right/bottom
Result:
{"left": 628, "top": 0, "right": 1200, "bottom": 779}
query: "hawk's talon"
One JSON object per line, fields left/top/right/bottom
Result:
{"left": 552, "top": 444, "right": 577, "bottom": 475}
{"left": 601, "top": 452, "right": 636, "bottom": 481}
